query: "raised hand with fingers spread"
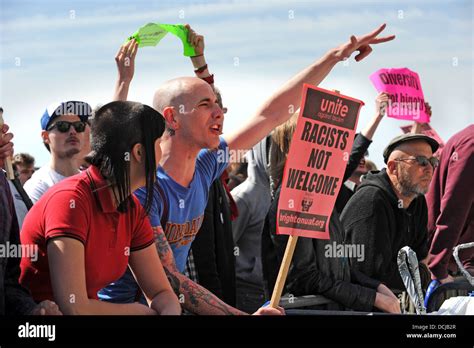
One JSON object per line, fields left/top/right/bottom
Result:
{"left": 334, "top": 23, "right": 396, "bottom": 62}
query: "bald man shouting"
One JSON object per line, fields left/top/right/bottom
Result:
{"left": 100, "top": 24, "right": 395, "bottom": 315}
{"left": 341, "top": 133, "right": 439, "bottom": 292}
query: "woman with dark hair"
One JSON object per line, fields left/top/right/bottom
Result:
{"left": 19, "top": 101, "right": 181, "bottom": 315}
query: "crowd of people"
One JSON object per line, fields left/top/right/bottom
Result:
{"left": 0, "top": 23, "right": 472, "bottom": 316}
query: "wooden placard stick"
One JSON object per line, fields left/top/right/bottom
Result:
{"left": 269, "top": 235, "right": 299, "bottom": 308}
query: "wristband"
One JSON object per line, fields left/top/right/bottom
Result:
{"left": 191, "top": 55, "right": 206, "bottom": 69}
{"left": 194, "top": 64, "right": 208, "bottom": 74}
{"left": 201, "top": 74, "right": 214, "bottom": 85}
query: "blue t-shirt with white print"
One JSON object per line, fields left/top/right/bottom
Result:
{"left": 98, "top": 137, "right": 230, "bottom": 303}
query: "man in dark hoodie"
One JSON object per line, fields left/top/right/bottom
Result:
{"left": 341, "top": 133, "right": 439, "bottom": 291}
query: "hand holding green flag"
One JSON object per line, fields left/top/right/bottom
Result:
{"left": 126, "top": 22, "right": 197, "bottom": 57}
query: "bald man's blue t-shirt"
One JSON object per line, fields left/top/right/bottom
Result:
{"left": 98, "top": 137, "right": 230, "bottom": 302}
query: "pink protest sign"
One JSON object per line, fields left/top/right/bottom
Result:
{"left": 400, "top": 123, "right": 445, "bottom": 157}
{"left": 277, "top": 85, "right": 364, "bottom": 239}
{"left": 370, "top": 68, "right": 430, "bottom": 123}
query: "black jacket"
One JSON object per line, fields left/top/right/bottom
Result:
{"left": 191, "top": 179, "right": 236, "bottom": 306}
{"left": 335, "top": 133, "right": 372, "bottom": 214}
{"left": 341, "top": 169, "right": 430, "bottom": 291}
{"left": 262, "top": 186, "right": 381, "bottom": 312}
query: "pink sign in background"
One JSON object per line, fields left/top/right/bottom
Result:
{"left": 370, "top": 68, "right": 430, "bottom": 123}
{"left": 400, "top": 123, "right": 445, "bottom": 157}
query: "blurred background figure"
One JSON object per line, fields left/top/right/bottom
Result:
{"left": 12, "top": 153, "right": 35, "bottom": 186}
{"left": 227, "top": 160, "right": 248, "bottom": 191}
{"left": 365, "top": 159, "right": 378, "bottom": 172}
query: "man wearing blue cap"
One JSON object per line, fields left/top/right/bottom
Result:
{"left": 24, "top": 101, "right": 91, "bottom": 203}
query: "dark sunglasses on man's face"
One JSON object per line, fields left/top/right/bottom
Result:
{"left": 395, "top": 155, "right": 439, "bottom": 169}
{"left": 47, "top": 121, "right": 86, "bottom": 133}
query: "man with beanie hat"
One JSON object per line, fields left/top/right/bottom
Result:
{"left": 341, "top": 133, "right": 439, "bottom": 291}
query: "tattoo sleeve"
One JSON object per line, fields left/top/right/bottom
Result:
{"left": 152, "top": 226, "right": 245, "bottom": 315}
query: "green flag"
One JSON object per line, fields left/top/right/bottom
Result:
{"left": 126, "top": 23, "right": 197, "bottom": 57}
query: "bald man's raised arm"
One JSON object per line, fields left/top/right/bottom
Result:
{"left": 225, "top": 24, "right": 394, "bottom": 153}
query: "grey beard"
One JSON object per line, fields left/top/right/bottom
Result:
{"left": 397, "top": 171, "right": 427, "bottom": 197}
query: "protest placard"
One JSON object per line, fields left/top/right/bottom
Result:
{"left": 277, "top": 84, "right": 364, "bottom": 239}
{"left": 370, "top": 68, "right": 429, "bottom": 123}
{"left": 270, "top": 84, "right": 364, "bottom": 308}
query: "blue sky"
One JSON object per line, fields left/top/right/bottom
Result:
{"left": 1, "top": 0, "right": 472, "bottom": 168}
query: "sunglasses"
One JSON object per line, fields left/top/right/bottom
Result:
{"left": 395, "top": 155, "right": 439, "bottom": 169}
{"left": 47, "top": 121, "right": 87, "bottom": 133}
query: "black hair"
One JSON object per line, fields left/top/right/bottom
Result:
{"left": 88, "top": 101, "right": 165, "bottom": 213}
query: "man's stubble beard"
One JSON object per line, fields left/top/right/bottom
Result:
{"left": 56, "top": 147, "right": 81, "bottom": 159}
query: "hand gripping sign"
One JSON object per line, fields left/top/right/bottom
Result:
{"left": 0, "top": 113, "right": 14, "bottom": 180}
{"left": 370, "top": 67, "right": 429, "bottom": 123}
{"left": 0, "top": 113, "right": 33, "bottom": 209}
{"left": 270, "top": 84, "right": 363, "bottom": 308}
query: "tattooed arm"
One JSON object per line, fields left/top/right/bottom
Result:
{"left": 153, "top": 226, "right": 245, "bottom": 315}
